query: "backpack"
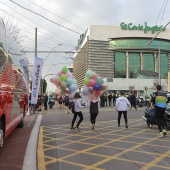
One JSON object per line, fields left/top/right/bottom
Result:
{"left": 65, "top": 96, "right": 69, "bottom": 104}
{"left": 71, "top": 102, "right": 75, "bottom": 113}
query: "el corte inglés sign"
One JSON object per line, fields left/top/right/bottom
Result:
{"left": 120, "top": 22, "right": 166, "bottom": 34}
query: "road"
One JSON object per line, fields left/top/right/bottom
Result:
{"left": 38, "top": 105, "right": 170, "bottom": 170}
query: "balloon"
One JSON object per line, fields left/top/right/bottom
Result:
{"left": 85, "top": 70, "right": 93, "bottom": 78}
{"left": 87, "top": 79, "right": 96, "bottom": 87}
{"left": 95, "top": 90, "right": 102, "bottom": 96}
{"left": 91, "top": 73, "right": 98, "bottom": 80}
{"left": 66, "top": 77, "right": 72, "bottom": 86}
{"left": 88, "top": 93, "right": 96, "bottom": 100}
{"left": 93, "top": 84, "right": 102, "bottom": 91}
{"left": 60, "top": 81, "right": 67, "bottom": 88}
{"left": 69, "top": 84, "right": 77, "bottom": 92}
{"left": 58, "top": 70, "right": 63, "bottom": 76}
{"left": 101, "top": 83, "right": 108, "bottom": 91}
{"left": 66, "top": 71, "right": 72, "bottom": 78}
{"left": 62, "top": 66, "right": 68, "bottom": 73}
{"left": 64, "top": 87, "right": 71, "bottom": 94}
{"left": 83, "top": 86, "right": 90, "bottom": 95}
{"left": 89, "top": 87, "right": 94, "bottom": 94}
{"left": 72, "top": 79, "right": 77, "bottom": 85}
{"left": 56, "top": 76, "right": 61, "bottom": 82}
{"left": 84, "top": 77, "right": 89, "bottom": 85}
{"left": 97, "top": 77, "right": 104, "bottom": 85}
{"left": 68, "top": 92, "right": 75, "bottom": 99}
{"left": 60, "top": 74, "right": 67, "bottom": 81}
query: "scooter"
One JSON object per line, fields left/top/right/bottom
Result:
{"left": 142, "top": 104, "right": 170, "bottom": 130}
{"left": 48, "top": 98, "right": 55, "bottom": 109}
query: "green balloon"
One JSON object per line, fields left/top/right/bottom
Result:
{"left": 85, "top": 70, "right": 93, "bottom": 78}
{"left": 60, "top": 74, "right": 67, "bottom": 81}
{"left": 84, "top": 77, "right": 89, "bottom": 85}
{"left": 62, "top": 66, "right": 68, "bottom": 73}
{"left": 97, "top": 77, "right": 104, "bottom": 85}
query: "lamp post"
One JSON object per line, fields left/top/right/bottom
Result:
{"left": 147, "top": 21, "right": 170, "bottom": 86}
{"left": 43, "top": 43, "right": 62, "bottom": 64}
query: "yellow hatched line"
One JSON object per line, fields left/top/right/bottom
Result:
{"left": 37, "top": 127, "right": 46, "bottom": 170}
{"left": 142, "top": 149, "right": 170, "bottom": 169}
{"left": 83, "top": 134, "right": 166, "bottom": 170}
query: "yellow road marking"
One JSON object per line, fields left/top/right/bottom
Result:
{"left": 37, "top": 127, "right": 46, "bottom": 170}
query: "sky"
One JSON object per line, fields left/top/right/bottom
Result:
{"left": 0, "top": 0, "right": 170, "bottom": 92}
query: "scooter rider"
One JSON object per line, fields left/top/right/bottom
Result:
{"left": 152, "top": 85, "right": 167, "bottom": 138}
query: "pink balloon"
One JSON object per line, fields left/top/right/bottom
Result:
{"left": 68, "top": 92, "right": 75, "bottom": 99}
{"left": 101, "top": 83, "right": 108, "bottom": 91}
{"left": 89, "top": 87, "right": 94, "bottom": 94}
{"left": 87, "top": 79, "right": 96, "bottom": 87}
{"left": 91, "top": 73, "right": 98, "bottom": 80}
{"left": 58, "top": 70, "right": 63, "bottom": 76}
{"left": 66, "top": 71, "right": 73, "bottom": 78}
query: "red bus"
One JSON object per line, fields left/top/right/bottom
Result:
{"left": 0, "top": 20, "right": 29, "bottom": 148}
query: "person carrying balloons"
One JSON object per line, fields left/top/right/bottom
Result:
{"left": 89, "top": 96, "right": 100, "bottom": 130}
{"left": 71, "top": 92, "right": 85, "bottom": 130}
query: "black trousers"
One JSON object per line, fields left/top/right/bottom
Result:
{"left": 118, "top": 111, "right": 128, "bottom": 125}
{"left": 71, "top": 111, "right": 83, "bottom": 127}
{"left": 90, "top": 113, "right": 98, "bottom": 124}
{"left": 155, "top": 107, "right": 165, "bottom": 132}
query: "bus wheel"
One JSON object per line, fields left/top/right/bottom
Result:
{"left": 0, "top": 119, "right": 4, "bottom": 148}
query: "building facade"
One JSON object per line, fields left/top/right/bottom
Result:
{"left": 73, "top": 23, "right": 170, "bottom": 95}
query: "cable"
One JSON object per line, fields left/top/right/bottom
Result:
{"left": 9, "top": 0, "right": 81, "bottom": 35}
{"left": 25, "top": 0, "right": 85, "bottom": 32}
{"left": 160, "top": 0, "right": 168, "bottom": 26}
{"left": 0, "top": 1, "right": 76, "bottom": 48}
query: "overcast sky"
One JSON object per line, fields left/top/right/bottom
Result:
{"left": 0, "top": 0, "right": 170, "bottom": 92}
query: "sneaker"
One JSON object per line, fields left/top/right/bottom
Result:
{"left": 118, "top": 124, "right": 120, "bottom": 127}
{"left": 159, "top": 132, "right": 164, "bottom": 138}
{"left": 163, "top": 129, "right": 166, "bottom": 136}
{"left": 125, "top": 124, "right": 128, "bottom": 128}
{"left": 71, "top": 127, "right": 76, "bottom": 130}
{"left": 149, "top": 124, "right": 152, "bottom": 128}
{"left": 75, "top": 126, "right": 80, "bottom": 130}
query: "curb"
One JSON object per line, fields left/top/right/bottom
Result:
{"left": 22, "top": 115, "right": 42, "bottom": 170}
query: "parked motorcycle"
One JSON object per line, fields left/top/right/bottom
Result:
{"left": 48, "top": 98, "right": 55, "bottom": 109}
{"left": 137, "top": 96, "right": 151, "bottom": 107}
{"left": 142, "top": 104, "right": 170, "bottom": 130}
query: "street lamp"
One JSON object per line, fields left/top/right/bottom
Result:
{"left": 147, "top": 21, "right": 170, "bottom": 86}
{"left": 43, "top": 43, "right": 62, "bottom": 64}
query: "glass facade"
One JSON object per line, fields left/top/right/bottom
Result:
{"left": 110, "top": 38, "right": 169, "bottom": 79}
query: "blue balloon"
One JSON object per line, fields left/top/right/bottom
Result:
{"left": 69, "top": 84, "right": 77, "bottom": 92}
{"left": 83, "top": 86, "right": 90, "bottom": 95}
{"left": 66, "top": 78, "right": 72, "bottom": 86}
{"left": 93, "top": 84, "right": 102, "bottom": 91}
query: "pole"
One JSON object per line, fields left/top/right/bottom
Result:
{"left": 33, "top": 28, "right": 37, "bottom": 114}
{"left": 158, "top": 46, "right": 161, "bottom": 85}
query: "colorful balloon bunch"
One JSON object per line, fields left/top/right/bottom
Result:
{"left": 50, "top": 66, "right": 78, "bottom": 98}
{"left": 82, "top": 70, "right": 108, "bottom": 100}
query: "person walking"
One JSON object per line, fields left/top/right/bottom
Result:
{"left": 152, "top": 85, "right": 167, "bottom": 138}
{"left": 64, "top": 94, "right": 70, "bottom": 114}
{"left": 116, "top": 91, "right": 131, "bottom": 128}
{"left": 71, "top": 92, "right": 84, "bottom": 130}
{"left": 108, "top": 93, "right": 113, "bottom": 106}
{"left": 43, "top": 93, "right": 48, "bottom": 110}
{"left": 130, "top": 93, "right": 137, "bottom": 110}
{"left": 89, "top": 97, "right": 100, "bottom": 130}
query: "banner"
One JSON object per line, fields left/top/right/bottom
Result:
{"left": 31, "top": 58, "right": 43, "bottom": 104}
{"left": 19, "top": 59, "right": 29, "bottom": 92}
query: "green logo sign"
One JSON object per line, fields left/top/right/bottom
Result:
{"left": 120, "top": 22, "right": 166, "bottom": 34}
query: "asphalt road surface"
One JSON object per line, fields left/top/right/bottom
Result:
{"left": 37, "top": 105, "right": 170, "bottom": 170}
